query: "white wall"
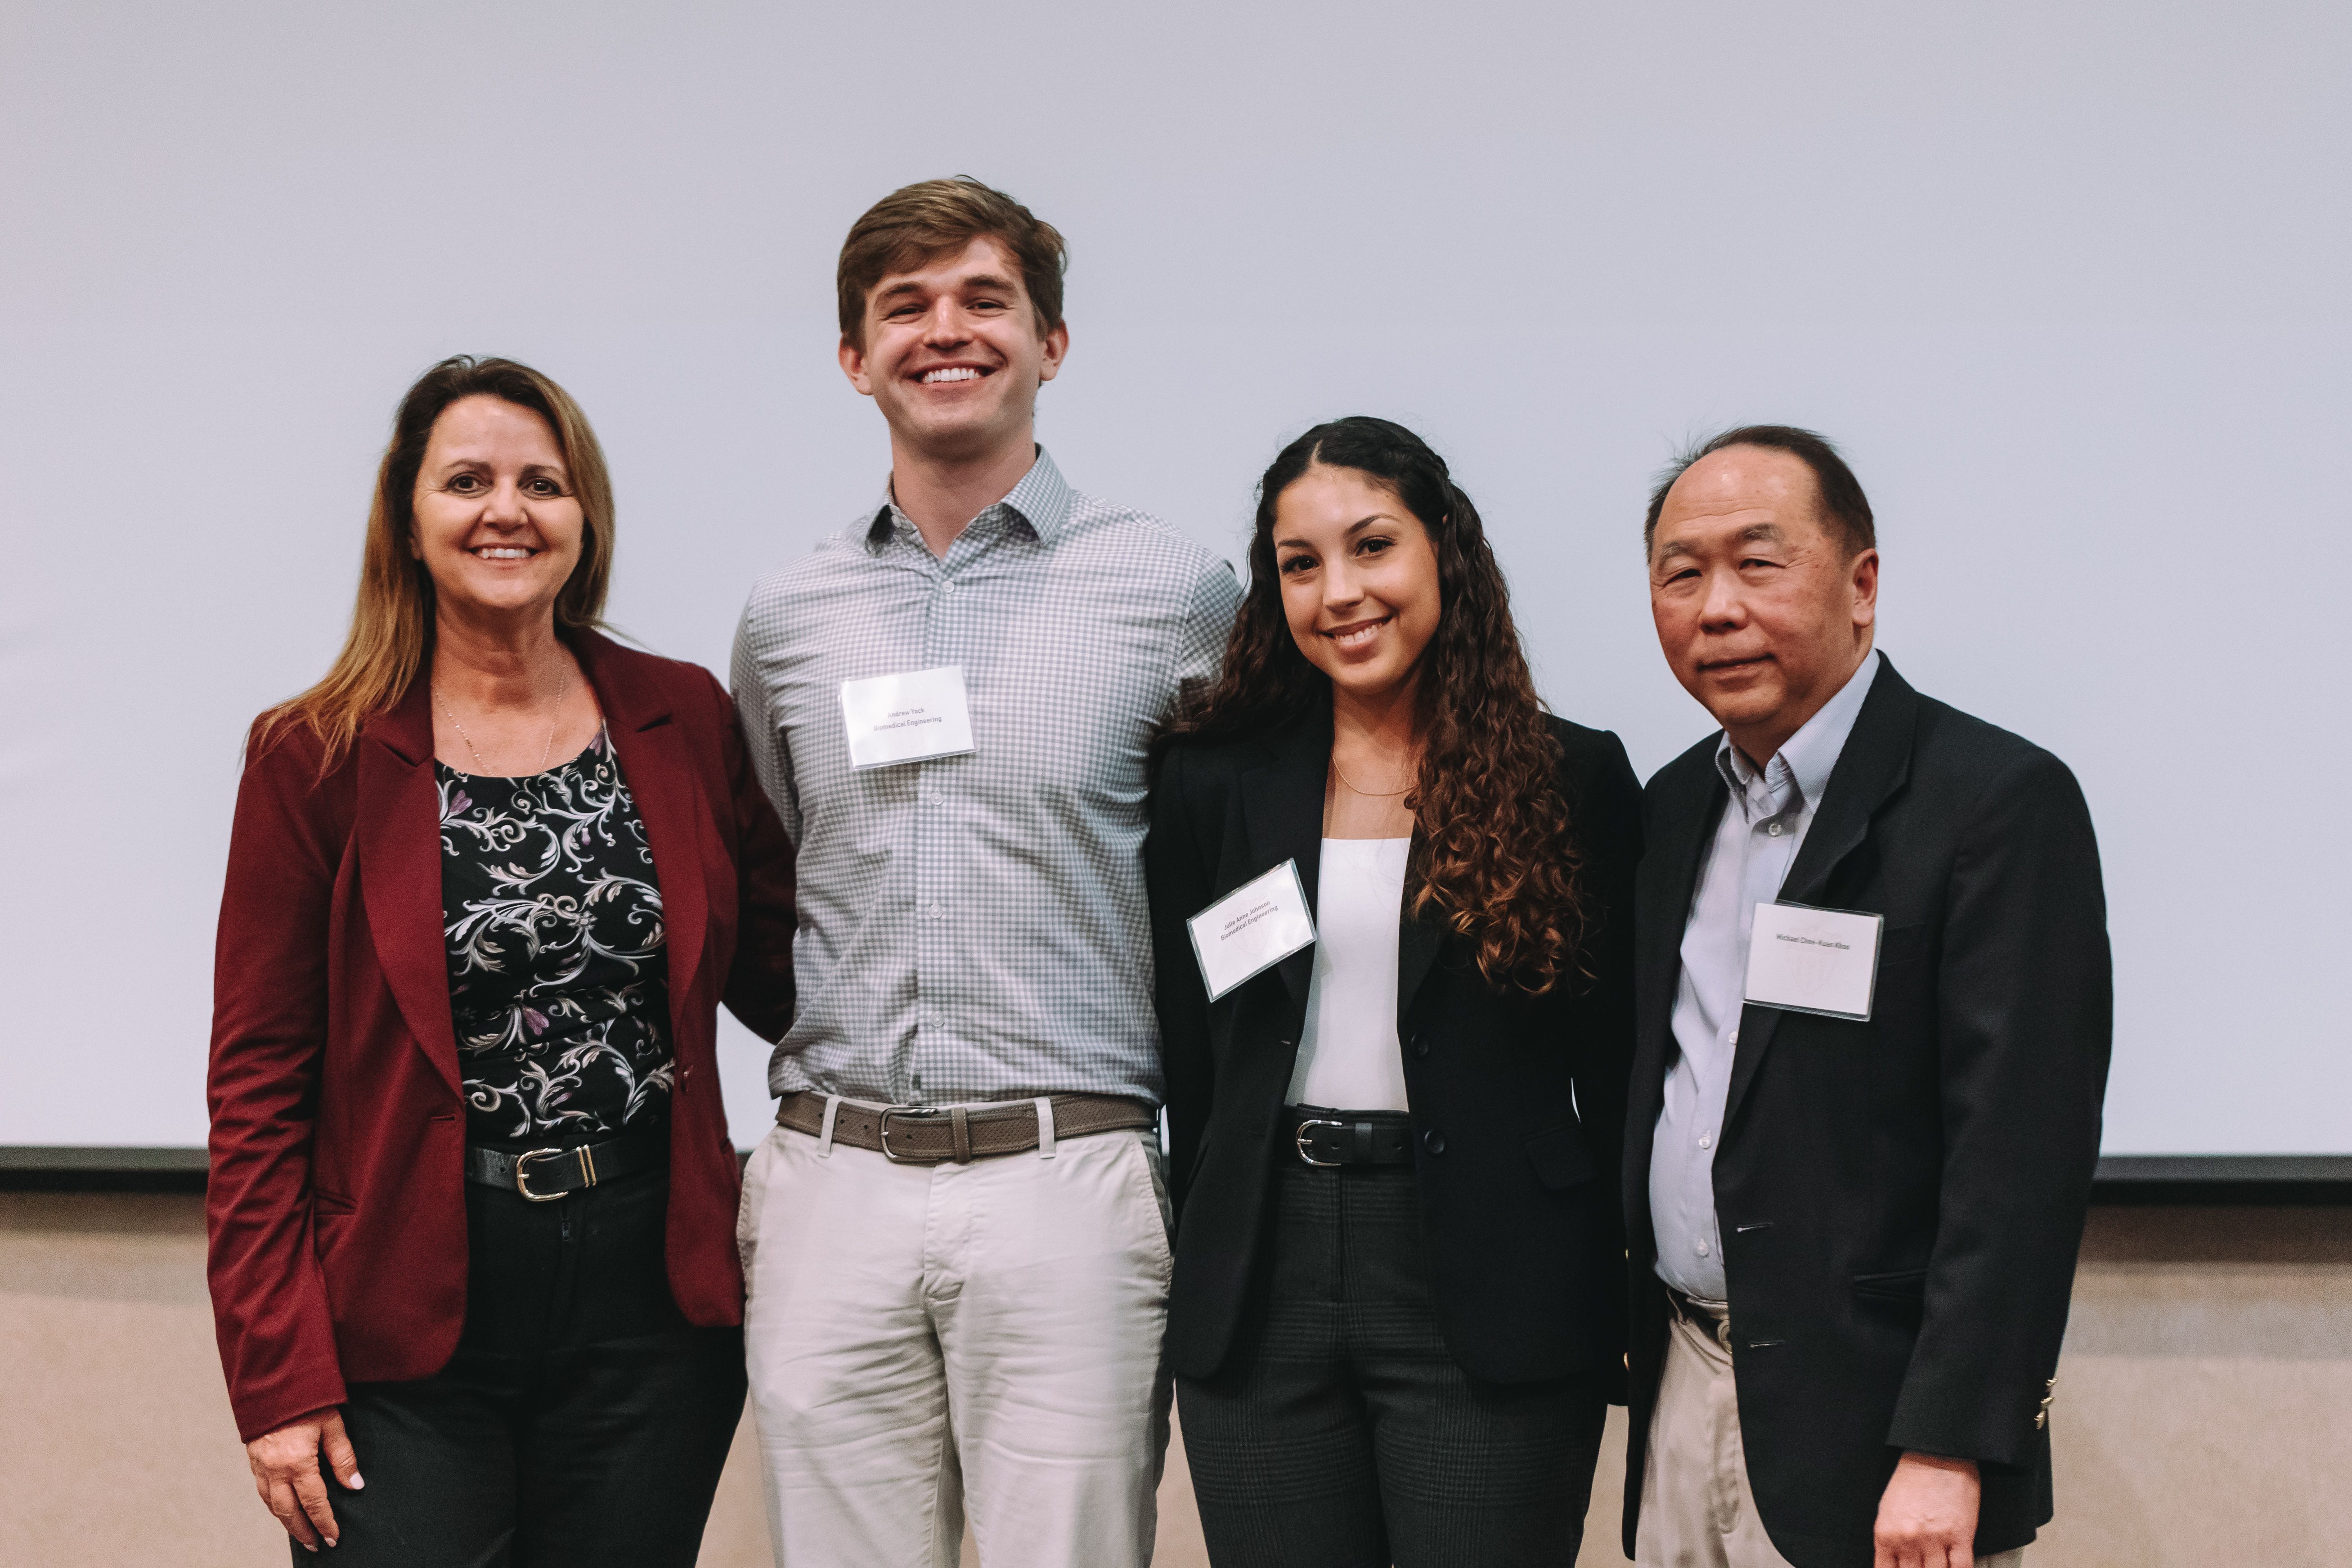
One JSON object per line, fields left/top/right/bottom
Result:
{"left": 1, "top": 1, "right": 2345, "bottom": 1151}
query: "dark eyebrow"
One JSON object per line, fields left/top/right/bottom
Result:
{"left": 1275, "top": 514, "right": 1400, "bottom": 551}
{"left": 432, "top": 457, "right": 566, "bottom": 477}
{"left": 873, "top": 272, "right": 1022, "bottom": 310}
{"left": 1655, "top": 522, "right": 1787, "bottom": 562}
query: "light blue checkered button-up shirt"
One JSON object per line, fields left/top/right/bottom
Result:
{"left": 730, "top": 449, "right": 1242, "bottom": 1106}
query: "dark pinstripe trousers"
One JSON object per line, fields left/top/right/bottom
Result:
{"left": 1177, "top": 1157, "right": 1606, "bottom": 1568}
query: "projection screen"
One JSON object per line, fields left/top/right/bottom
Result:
{"left": 2, "top": 0, "right": 2344, "bottom": 1155}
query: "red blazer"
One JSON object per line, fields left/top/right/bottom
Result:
{"left": 206, "top": 632, "right": 795, "bottom": 1443}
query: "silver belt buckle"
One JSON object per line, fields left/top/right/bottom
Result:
{"left": 876, "top": 1106, "right": 945, "bottom": 1164}
{"left": 513, "top": 1144, "right": 593, "bottom": 1201}
{"left": 1293, "top": 1118, "right": 1347, "bottom": 1168}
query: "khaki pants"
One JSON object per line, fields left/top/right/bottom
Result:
{"left": 737, "top": 1111, "right": 1175, "bottom": 1568}
{"left": 1636, "top": 1301, "right": 2024, "bottom": 1568}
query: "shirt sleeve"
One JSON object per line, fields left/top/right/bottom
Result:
{"left": 730, "top": 591, "right": 802, "bottom": 848}
{"left": 1167, "top": 553, "right": 1243, "bottom": 719}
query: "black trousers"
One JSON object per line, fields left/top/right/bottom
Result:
{"left": 1178, "top": 1156, "right": 1606, "bottom": 1568}
{"left": 303, "top": 1159, "right": 746, "bottom": 1568}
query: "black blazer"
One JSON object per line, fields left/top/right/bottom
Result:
{"left": 1147, "top": 699, "right": 1642, "bottom": 1386}
{"left": 1620, "top": 658, "right": 2112, "bottom": 1568}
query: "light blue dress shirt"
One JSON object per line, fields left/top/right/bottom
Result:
{"left": 731, "top": 449, "right": 1241, "bottom": 1107}
{"left": 1650, "top": 650, "right": 1882, "bottom": 1302}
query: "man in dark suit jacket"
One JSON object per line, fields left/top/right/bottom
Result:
{"left": 1621, "top": 426, "right": 2111, "bottom": 1568}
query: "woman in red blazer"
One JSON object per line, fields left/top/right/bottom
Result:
{"left": 207, "top": 356, "right": 795, "bottom": 1564}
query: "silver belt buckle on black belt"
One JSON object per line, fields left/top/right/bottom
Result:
{"left": 1293, "top": 1118, "right": 1347, "bottom": 1168}
{"left": 513, "top": 1144, "right": 597, "bottom": 1201}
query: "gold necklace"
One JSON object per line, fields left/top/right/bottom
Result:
{"left": 434, "top": 664, "right": 572, "bottom": 775}
{"left": 1331, "top": 756, "right": 1414, "bottom": 798}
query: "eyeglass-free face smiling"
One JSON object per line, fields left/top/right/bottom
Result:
{"left": 406, "top": 394, "right": 585, "bottom": 630}
{"left": 1272, "top": 463, "right": 1443, "bottom": 707}
{"left": 1647, "top": 443, "right": 1877, "bottom": 766}
{"left": 839, "top": 234, "right": 1068, "bottom": 466}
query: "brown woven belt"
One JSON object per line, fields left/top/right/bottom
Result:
{"left": 775, "top": 1091, "right": 1157, "bottom": 1165}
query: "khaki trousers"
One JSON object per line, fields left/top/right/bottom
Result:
{"left": 1636, "top": 1301, "right": 2024, "bottom": 1568}
{"left": 737, "top": 1112, "right": 1175, "bottom": 1568}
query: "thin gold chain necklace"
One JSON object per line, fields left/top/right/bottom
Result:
{"left": 434, "top": 664, "right": 572, "bottom": 776}
{"left": 1331, "top": 756, "right": 1414, "bottom": 797}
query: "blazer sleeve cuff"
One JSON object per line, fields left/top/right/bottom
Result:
{"left": 1884, "top": 1374, "right": 2049, "bottom": 1473}
{"left": 229, "top": 1360, "right": 350, "bottom": 1447}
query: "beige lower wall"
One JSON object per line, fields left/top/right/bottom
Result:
{"left": 3, "top": 1196, "right": 2345, "bottom": 1567}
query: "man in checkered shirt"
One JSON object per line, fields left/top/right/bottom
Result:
{"left": 729, "top": 177, "right": 1240, "bottom": 1568}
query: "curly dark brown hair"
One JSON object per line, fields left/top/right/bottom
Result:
{"left": 1162, "top": 417, "right": 1589, "bottom": 993}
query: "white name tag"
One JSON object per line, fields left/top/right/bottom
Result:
{"left": 838, "top": 666, "right": 976, "bottom": 770}
{"left": 1187, "top": 860, "right": 1317, "bottom": 1003}
{"left": 1743, "top": 901, "right": 1884, "bottom": 1021}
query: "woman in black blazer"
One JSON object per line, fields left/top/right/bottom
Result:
{"left": 1147, "top": 418, "right": 1640, "bottom": 1568}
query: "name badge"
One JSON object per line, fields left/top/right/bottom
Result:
{"left": 1187, "top": 860, "right": 1317, "bottom": 1003}
{"left": 838, "top": 666, "right": 976, "bottom": 770}
{"left": 1743, "top": 901, "right": 1884, "bottom": 1021}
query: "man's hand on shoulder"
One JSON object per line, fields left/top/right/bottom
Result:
{"left": 1874, "top": 1451, "right": 1980, "bottom": 1568}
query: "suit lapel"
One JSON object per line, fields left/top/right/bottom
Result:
{"left": 356, "top": 679, "right": 463, "bottom": 1097}
{"left": 1624, "top": 745, "right": 1727, "bottom": 1207}
{"left": 1721, "top": 660, "right": 1921, "bottom": 1130}
{"left": 581, "top": 634, "right": 709, "bottom": 1011}
{"left": 1236, "top": 699, "right": 1332, "bottom": 1011}
{"left": 1395, "top": 856, "right": 1445, "bottom": 1027}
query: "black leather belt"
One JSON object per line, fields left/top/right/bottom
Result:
{"left": 466, "top": 1131, "right": 667, "bottom": 1202}
{"left": 1284, "top": 1107, "right": 1414, "bottom": 1168}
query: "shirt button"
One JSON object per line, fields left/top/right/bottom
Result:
{"left": 1767, "top": 822, "right": 1783, "bottom": 836}
{"left": 1698, "top": 1133, "right": 1713, "bottom": 1150}
{"left": 1696, "top": 1240, "right": 1711, "bottom": 1257}
{"left": 1724, "top": 1028, "right": 1737, "bottom": 1044}
{"left": 928, "top": 902, "right": 944, "bottom": 918}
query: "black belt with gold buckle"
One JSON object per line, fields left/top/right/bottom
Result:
{"left": 466, "top": 1130, "right": 668, "bottom": 1202}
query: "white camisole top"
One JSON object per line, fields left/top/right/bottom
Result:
{"left": 1284, "top": 837, "right": 1414, "bottom": 1113}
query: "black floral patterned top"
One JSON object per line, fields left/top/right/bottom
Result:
{"left": 436, "top": 728, "right": 673, "bottom": 1142}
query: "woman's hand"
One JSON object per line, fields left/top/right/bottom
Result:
{"left": 246, "top": 1407, "right": 363, "bottom": 1551}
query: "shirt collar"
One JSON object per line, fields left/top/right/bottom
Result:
{"left": 1713, "top": 648, "right": 1882, "bottom": 814}
{"left": 865, "top": 445, "right": 1072, "bottom": 552}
